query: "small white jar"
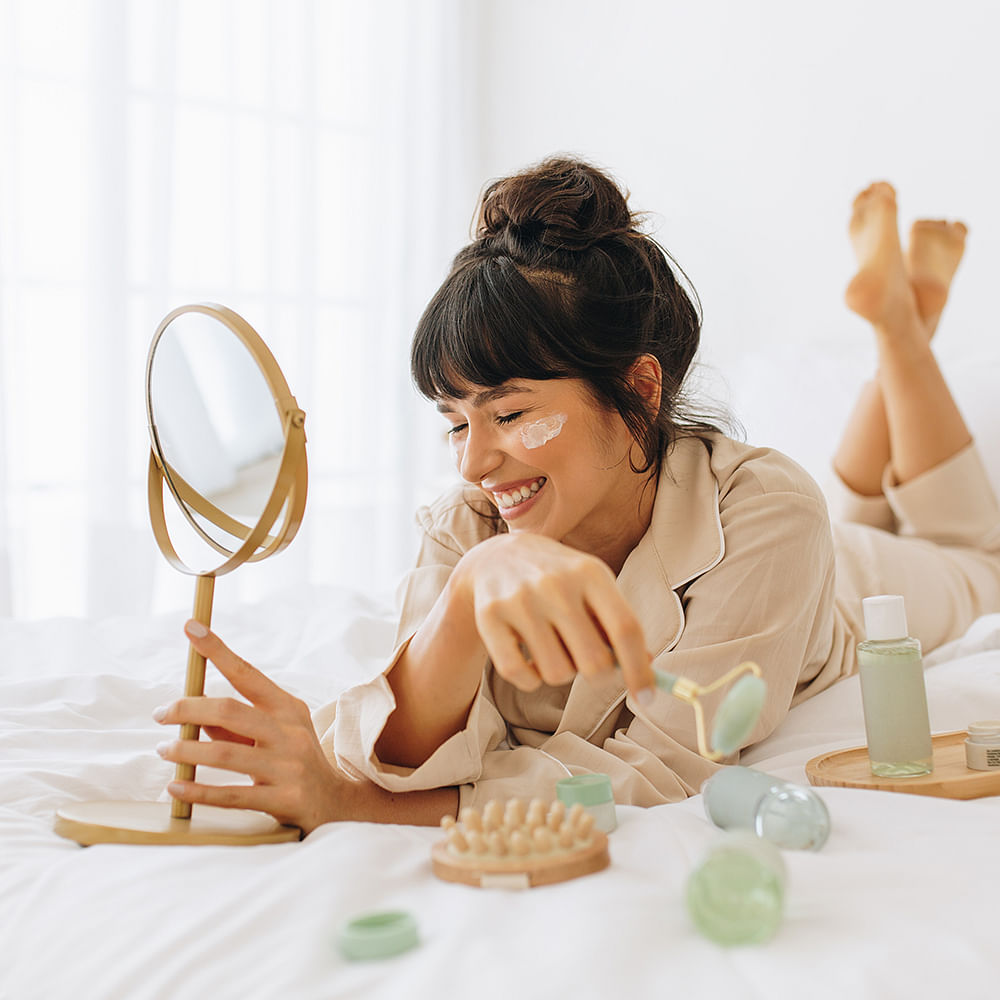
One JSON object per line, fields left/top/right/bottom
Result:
{"left": 965, "top": 721, "right": 1000, "bottom": 771}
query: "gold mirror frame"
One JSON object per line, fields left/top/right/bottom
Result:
{"left": 55, "top": 304, "right": 307, "bottom": 847}
{"left": 145, "top": 302, "right": 307, "bottom": 573}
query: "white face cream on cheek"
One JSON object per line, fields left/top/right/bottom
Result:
{"left": 520, "top": 413, "right": 567, "bottom": 449}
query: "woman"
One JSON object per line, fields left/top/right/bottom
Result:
{"left": 154, "top": 159, "right": 1000, "bottom": 834}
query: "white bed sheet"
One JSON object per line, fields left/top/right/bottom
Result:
{"left": 2, "top": 586, "right": 1000, "bottom": 999}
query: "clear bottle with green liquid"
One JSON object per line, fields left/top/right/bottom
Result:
{"left": 857, "top": 594, "right": 933, "bottom": 777}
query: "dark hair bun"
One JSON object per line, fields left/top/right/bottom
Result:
{"left": 477, "top": 156, "right": 634, "bottom": 250}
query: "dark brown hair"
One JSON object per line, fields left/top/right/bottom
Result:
{"left": 411, "top": 155, "right": 726, "bottom": 472}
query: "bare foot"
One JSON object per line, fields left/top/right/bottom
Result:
{"left": 844, "top": 182, "right": 920, "bottom": 332}
{"left": 906, "top": 219, "right": 968, "bottom": 337}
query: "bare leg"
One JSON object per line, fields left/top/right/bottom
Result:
{"left": 834, "top": 182, "right": 971, "bottom": 492}
{"left": 833, "top": 378, "right": 891, "bottom": 497}
{"left": 834, "top": 183, "right": 908, "bottom": 497}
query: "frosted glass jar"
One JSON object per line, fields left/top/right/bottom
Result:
{"left": 685, "top": 832, "right": 786, "bottom": 946}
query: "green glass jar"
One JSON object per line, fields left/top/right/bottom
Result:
{"left": 685, "top": 832, "right": 785, "bottom": 946}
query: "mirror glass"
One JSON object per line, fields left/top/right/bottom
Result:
{"left": 148, "top": 311, "right": 286, "bottom": 556}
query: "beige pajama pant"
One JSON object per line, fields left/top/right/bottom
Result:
{"left": 828, "top": 443, "right": 1000, "bottom": 653}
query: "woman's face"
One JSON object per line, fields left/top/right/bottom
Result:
{"left": 437, "top": 377, "right": 651, "bottom": 561}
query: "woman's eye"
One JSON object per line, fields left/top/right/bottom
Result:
{"left": 446, "top": 423, "right": 467, "bottom": 438}
{"left": 496, "top": 411, "right": 523, "bottom": 426}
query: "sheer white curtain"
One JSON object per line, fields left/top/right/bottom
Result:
{"left": 0, "top": 0, "right": 473, "bottom": 620}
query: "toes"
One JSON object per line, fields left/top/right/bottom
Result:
{"left": 855, "top": 181, "right": 896, "bottom": 205}
{"left": 870, "top": 181, "right": 896, "bottom": 199}
{"left": 850, "top": 182, "right": 898, "bottom": 231}
{"left": 909, "top": 218, "right": 968, "bottom": 246}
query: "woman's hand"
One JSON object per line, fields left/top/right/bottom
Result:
{"left": 453, "top": 533, "right": 655, "bottom": 702}
{"left": 154, "top": 621, "right": 373, "bottom": 835}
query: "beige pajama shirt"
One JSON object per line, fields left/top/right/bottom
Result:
{"left": 321, "top": 434, "right": 1000, "bottom": 810}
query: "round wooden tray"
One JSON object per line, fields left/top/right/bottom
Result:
{"left": 806, "top": 730, "right": 1000, "bottom": 800}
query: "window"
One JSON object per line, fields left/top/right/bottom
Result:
{"left": 0, "top": 0, "right": 471, "bottom": 618}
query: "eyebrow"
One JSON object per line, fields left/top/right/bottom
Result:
{"left": 435, "top": 383, "right": 536, "bottom": 413}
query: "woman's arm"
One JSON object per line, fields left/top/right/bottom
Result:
{"left": 374, "top": 531, "right": 655, "bottom": 769}
{"left": 373, "top": 565, "right": 487, "bottom": 767}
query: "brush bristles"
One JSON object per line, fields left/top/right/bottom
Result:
{"left": 442, "top": 798, "right": 595, "bottom": 858}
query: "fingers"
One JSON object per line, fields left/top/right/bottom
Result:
{"left": 166, "top": 778, "right": 277, "bottom": 814}
{"left": 164, "top": 621, "right": 312, "bottom": 736}
{"left": 155, "top": 695, "right": 275, "bottom": 745}
{"left": 183, "top": 620, "right": 286, "bottom": 709}
{"left": 202, "top": 724, "right": 254, "bottom": 746}
{"left": 157, "top": 622, "right": 338, "bottom": 832}
{"left": 162, "top": 736, "right": 341, "bottom": 832}
{"left": 559, "top": 561, "right": 654, "bottom": 699}
{"left": 476, "top": 625, "right": 543, "bottom": 691}
{"left": 157, "top": 734, "right": 276, "bottom": 782}
{"left": 537, "top": 600, "right": 618, "bottom": 683}
{"left": 581, "top": 587, "right": 655, "bottom": 700}
{"left": 476, "top": 568, "right": 654, "bottom": 699}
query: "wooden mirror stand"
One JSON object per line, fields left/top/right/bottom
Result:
{"left": 55, "top": 303, "right": 307, "bottom": 846}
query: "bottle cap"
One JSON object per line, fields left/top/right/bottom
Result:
{"left": 338, "top": 910, "right": 419, "bottom": 961}
{"left": 556, "top": 773, "right": 614, "bottom": 808}
{"left": 967, "top": 721, "right": 1000, "bottom": 744}
{"left": 862, "top": 594, "right": 908, "bottom": 641}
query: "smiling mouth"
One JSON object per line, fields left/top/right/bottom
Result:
{"left": 491, "top": 477, "right": 546, "bottom": 510}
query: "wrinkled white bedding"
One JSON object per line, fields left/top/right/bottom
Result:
{"left": 2, "top": 587, "right": 1000, "bottom": 999}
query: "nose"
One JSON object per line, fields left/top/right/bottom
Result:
{"left": 458, "top": 425, "right": 502, "bottom": 485}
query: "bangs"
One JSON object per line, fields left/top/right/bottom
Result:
{"left": 410, "top": 256, "right": 576, "bottom": 400}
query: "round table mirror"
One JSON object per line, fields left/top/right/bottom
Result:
{"left": 55, "top": 304, "right": 307, "bottom": 846}
{"left": 146, "top": 303, "right": 307, "bottom": 574}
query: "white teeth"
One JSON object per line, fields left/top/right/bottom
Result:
{"left": 494, "top": 478, "right": 545, "bottom": 510}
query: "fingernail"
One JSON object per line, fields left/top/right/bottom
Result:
{"left": 152, "top": 705, "right": 168, "bottom": 722}
{"left": 167, "top": 781, "right": 185, "bottom": 796}
{"left": 636, "top": 687, "right": 655, "bottom": 707}
{"left": 155, "top": 741, "right": 172, "bottom": 758}
{"left": 185, "top": 619, "right": 209, "bottom": 638}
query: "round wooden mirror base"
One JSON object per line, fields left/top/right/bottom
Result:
{"left": 54, "top": 800, "right": 300, "bottom": 846}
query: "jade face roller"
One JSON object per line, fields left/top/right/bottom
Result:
{"left": 653, "top": 662, "right": 767, "bottom": 761}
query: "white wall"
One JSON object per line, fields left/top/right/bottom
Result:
{"left": 465, "top": 0, "right": 1000, "bottom": 486}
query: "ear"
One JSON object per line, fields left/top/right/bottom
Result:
{"left": 628, "top": 354, "right": 662, "bottom": 416}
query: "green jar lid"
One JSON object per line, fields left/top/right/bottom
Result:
{"left": 338, "top": 910, "right": 419, "bottom": 961}
{"left": 557, "top": 773, "right": 614, "bottom": 808}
